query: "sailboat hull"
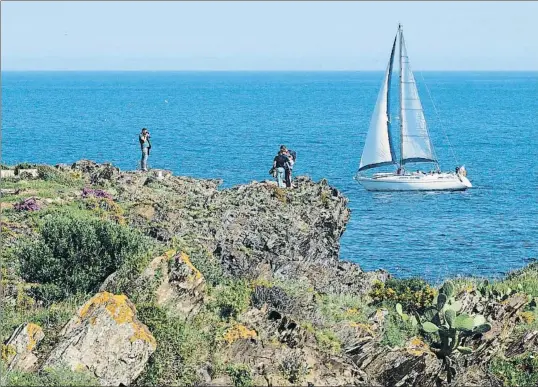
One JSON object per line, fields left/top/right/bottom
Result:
{"left": 356, "top": 172, "right": 472, "bottom": 192}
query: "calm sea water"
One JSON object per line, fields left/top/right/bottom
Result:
{"left": 2, "top": 71, "right": 537, "bottom": 281}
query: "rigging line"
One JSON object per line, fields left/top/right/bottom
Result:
{"left": 418, "top": 71, "right": 459, "bottom": 166}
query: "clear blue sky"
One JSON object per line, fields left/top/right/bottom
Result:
{"left": 2, "top": 1, "right": 537, "bottom": 71}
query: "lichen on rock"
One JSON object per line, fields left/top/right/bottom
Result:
{"left": 42, "top": 292, "right": 156, "bottom": 386}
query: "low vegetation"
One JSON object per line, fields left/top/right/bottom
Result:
{"left": 1, "top": 163, "right": 537, "bottom": 385}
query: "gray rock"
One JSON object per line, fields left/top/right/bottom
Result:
{"left": 3, "top": 323, "right": 44, "bottom": 372}
{"left": 42, "top": 292, "right": 156, "bottom": 386}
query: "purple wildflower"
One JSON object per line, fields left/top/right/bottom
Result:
{"left": 81, "top": 187, "right": 113, "bottom": 200}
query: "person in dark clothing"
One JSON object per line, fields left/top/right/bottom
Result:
{"left": 139, "top": 128, "right": 151, "bottom": 171}
{"left": 273, "top": 146, "right": 290, "bottom": 188}
{"left": 283, "top": 147, "right": 296, "bottom": 188}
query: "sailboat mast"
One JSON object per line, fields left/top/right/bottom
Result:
{"left": 398, "top": 24, "right": 403, "bottom": 169}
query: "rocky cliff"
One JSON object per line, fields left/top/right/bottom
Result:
{"left": 1, "top": 160, "right": 537, "bottom": 386}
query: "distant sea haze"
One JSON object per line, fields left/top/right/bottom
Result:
{"left": 2, "top": 71, "right": 537, "bottom": 281}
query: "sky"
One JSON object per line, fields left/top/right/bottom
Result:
{"left": 2, "top": 1, "right": 538, "bottom": 71}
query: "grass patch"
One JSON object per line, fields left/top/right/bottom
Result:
{"left": 492, "top": 262, "right": 538, "bottom": 298}
{"left": 135, "top": 304, "right": 221, "bottom": 386}
{"left": 209, "top": 279, "right": 252, "bottom": 320}
{"left": 316, "top": 292, "right": 370, "bottom": 326}
{"left": 0, "top": 363, "right": 99, "bottom": 387}
{"left": 489, "top": 353, "right": 538, "bottom": 387}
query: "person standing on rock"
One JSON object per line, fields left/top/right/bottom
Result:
{"left": 139, "top": 128, "right": 151, "bottom": 171}
{"left": 284, "top": 147, "right": 296, "bottom": 188}
{"left": 273, "top": 146, "right": 290, "bottom": 188}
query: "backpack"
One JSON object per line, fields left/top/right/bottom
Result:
{"left": 288, "top": 150, "right": 297, "bottom": 162}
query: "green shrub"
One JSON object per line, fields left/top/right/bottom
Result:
{"left": 278, "top": 352, "right": 310, "bottom": 384}
{"left": 136, "top": 304, "right": 217, "bottom": 386}
{"left": 17, "top": 212, "right": 153, "bottom": 303}
{"left": 36, "top": 165, "right": 82, "bottom": 187}
{"left": 189, "top": 248, "right": 225, "bottom": 286}
{"left": 370, "top": 277, "right": 435, "bottom": 311}
{"left": 0, "top": 362, "right": 98, "bottom": 386}
{"left": 381, "top": 311, "right": 418, "bottom": 348}
{"left": 211, "top": 279, "right": 252, "bottom": 319}
{"left": 492, "top": 262, "right": 538, "bottom": 298}
{"left": 315, "top": 328, "right": 342, "bottom": 354}
{"left": 226, "top": 364, "right": 253, "bottom": 387}
{"left": 490, "top": 353, "right": 538, "bottom": 387}
{"left": 316, "top": 292, "right": 370, "bottom": 326}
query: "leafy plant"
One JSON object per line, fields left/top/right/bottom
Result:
{"left": 416, "top": 280, "right": 492, "bottom": 384}
{"left": 251, "top": 285, "right": 295, "bottom": 314}
{"left": 370, "top": 277, "right": 435, "bottom": 311}
{"left": 489, "top": 353, "right": 538, "bottom": 387}
{"left": 278, "top": 351, "right": 310, "bottom": 384}
{"left": 17, "top": 212, "right": 152, "bottom": 303}
{"left": 226, "top": 364, "right": 253, "bottom": 387}
{"left": 383, "top": 309, "right": 419, "bottom": 347}
{"left": 211, "top": 279, "right": 252, "bottom": 319}
{"left": 0, "top": 362, "right": 98, "bottom": 387}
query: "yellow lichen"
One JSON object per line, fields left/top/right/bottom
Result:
{"left": 407, "top": 337, "right": 430, "bottom": 356}
{"left": 79, "top": 292, "right": 134, "bottom": 324}
{"left": 348, "top": 322, "right": 375, "bottom": 336}
{"left": 223, "top": 324, "right": 257, "bottom": 344}
{"left": 179, "top": 252, "right": 202, "bottom": 280}
{"left": 26, "top": 323, "right": 43, "bottom": 351}
{"left": 164, "top": 249, "right": 177, "bottom": 260}
{"left": 1, "top": 344, "right": 16, "bottom": 362}
{"left": 519, "top": 311, "right": 535, "bottom": 324}
{"left": 129, "top": 324, "right": 157, "bottom": 349}
{"left": 105, "top": 295, "right": 135, "bottom": 324}
{"left": 78, "top": 292, "right": 156, "bottom": 348}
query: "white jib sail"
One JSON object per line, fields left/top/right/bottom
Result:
{"left": 400, "top": 33, "right": 436, "bottom": 164}
{"left": 359, "top": 36, "right": 397, "bottom": 171}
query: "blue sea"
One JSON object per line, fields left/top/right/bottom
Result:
{"left": 2, "top": 71, "right": 537, "bottom": 281}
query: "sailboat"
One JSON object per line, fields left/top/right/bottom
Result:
{"left": 355, "top": 25, "right": 472, "bottom": 192}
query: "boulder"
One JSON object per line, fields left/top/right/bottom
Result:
{"left": 2, "top": 323, "right": 44, "bottom": 371}
{"left": 136, "top": 251, "right": 206, "bottom": 318}
{"left": 42, "top": 292, "right": 156, "bottom": 386}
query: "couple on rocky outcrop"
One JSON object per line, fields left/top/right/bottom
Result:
{"left": 271, "top": 145, "right": 296, "bottom": 188}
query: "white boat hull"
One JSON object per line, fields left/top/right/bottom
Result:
{"left": 356, "top": 172, "right": 472, "bottom": 192}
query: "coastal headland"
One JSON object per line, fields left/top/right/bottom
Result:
{"left": 1, "top": 160, "right": 537, "bottom": 386}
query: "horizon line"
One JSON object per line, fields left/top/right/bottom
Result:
{"left": 2, "top": 69, "right": 538, "bottom": 73}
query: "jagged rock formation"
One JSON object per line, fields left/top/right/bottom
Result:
{"left": 2, "top": 323, "right": 44, "bottom": 372}
{"left": 2, "top": 160, "right": 536, "bottom": 386}
{"left": 42, "top": 292, "right": 156, "bottom": 386}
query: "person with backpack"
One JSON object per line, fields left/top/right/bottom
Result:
{"left": 284, "top": 147, "right": 296, "bottom": 188}
{"left": 139, "top": 128, "right": 151, "bottom": 171}
{"left": 272, "top": 145, "right": 291, "bottom": 188}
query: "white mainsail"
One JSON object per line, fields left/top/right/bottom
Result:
{"left": 399, "top": 31, "right": 437, "bottom": 165}
{"left": 358, "top": 35, "right": 397, "bottom": 171}
{"left": 355, "top": 25, "right": 472, "bottom": 192}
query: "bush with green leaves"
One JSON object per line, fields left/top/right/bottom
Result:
{"left": 135, "top": 304, "right": 219, "bottom": 386}
{"left": 211, "top": 279, "right": 252, "bottom": 319}
{"left": 278, "top": 352, "right": 310, "bottom": 384}
{"left": 17, "top": 211, "right": 153, "bottom": 303}
{"left": 226, "top": 364, "right": 253, "bottom": 387}
{"left": 489, "top": 353, "right": 538, "bottom": 387}
{"left": 370, "top": 277, "right": 435, "bottom": 311}
{"left": 382, "top": 310, "right": 418, "bottom": 348}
